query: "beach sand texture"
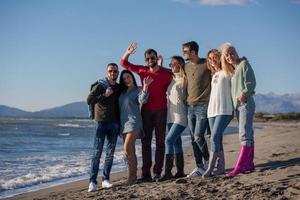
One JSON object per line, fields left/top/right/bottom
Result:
{"left": 6, "top": 122, "right": 300, "bottom": 200}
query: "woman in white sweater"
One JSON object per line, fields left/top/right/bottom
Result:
{"left": 203, "top": 49, "right": 234, "bottom": 177}
{"left": 160, "top": 56, "right": 187, "bottom": 181}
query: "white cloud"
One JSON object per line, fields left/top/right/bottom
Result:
{"left": 172, "top": 0, "right": 255, "bottom": 6}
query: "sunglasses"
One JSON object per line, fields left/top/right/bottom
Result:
{"left": 169, "top": 63, "right": 178, "bottom": 68}
{"left": 108, "top": 70, "right": 118, "bottom": 73}
{"left": 145, "top": 57, "right": 156, "bottom": 61}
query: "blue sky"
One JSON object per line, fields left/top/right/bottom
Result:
{"left": 0, "top": 0, "right": 299, "bottom": 111}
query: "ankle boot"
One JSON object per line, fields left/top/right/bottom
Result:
{"left": 174, "top": 153, "right": 185, "bottom": 178}
{"left": 159, "top": 154, "right": 174, "bottom": 181}
{"left": 202, "top": 151, "right": 219, "bottom": 177}
{"left": 214, "top": 151, "right": 225, "bottom": 175}
{"left": 226, "top": 145, "right": 251, "bottom": 177}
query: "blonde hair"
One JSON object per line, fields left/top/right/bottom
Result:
{"left": 220, "top": 42, "right": 237, "bottom": 76}
{"left": 206, "top": 49, "right": 221, "bottom": 74}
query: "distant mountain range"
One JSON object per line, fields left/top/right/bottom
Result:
{"left": 0, "top": 102, "right": 89, "bottom": 118}
{"left": 254, "top": 92, "right": 300, "bottom": 113}
{"left": 1, "top": 92, "right": 300, "bottom": 118}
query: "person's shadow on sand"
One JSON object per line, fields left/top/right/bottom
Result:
{"left": 256, "top": 157, "right": 300, "bottom": 172}
{"left": 255, "top": 156, "right": 300, "bottom": 182}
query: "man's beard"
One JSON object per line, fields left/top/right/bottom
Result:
{"left": 148, "top": 61, "right": 158, "bottom": 68}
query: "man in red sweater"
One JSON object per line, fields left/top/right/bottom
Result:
{"left": 120, "top": 42, "right": 172, "bottom": 182}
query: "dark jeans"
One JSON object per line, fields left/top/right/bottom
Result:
{"left": 89, "top": 121, "right": 119, "bottom": 184}
{"left": 141, "top": 109, "right": 167, "bottom": 177}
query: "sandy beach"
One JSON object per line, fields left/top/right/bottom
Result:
{"left": 5, "top": 121, "right": 300, "bottom": 200}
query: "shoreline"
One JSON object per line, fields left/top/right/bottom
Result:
{"left": 4, "top": 121, "right": 300, "bottom": 200}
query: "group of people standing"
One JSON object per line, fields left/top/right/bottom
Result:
{"left": 86, "top": 41, "right": 256, "bottom": 192}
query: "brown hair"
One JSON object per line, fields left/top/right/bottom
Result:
{"left": 182, "top": 41, "right": 199, "bottom": 55}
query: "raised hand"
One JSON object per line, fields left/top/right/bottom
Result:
{"left": 122, "top": 42, "right": 137, "bottom": 60}
{"left": 126, "top": 42, "right": 137, "bottom": 55}
{"left": 143, "top": 76, "right": 154, "bottom": 92}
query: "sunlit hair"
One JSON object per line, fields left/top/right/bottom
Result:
{"left": 220, "top": 42, "right": 237, "bottom": 76}
{"left": 170, "top": 55, "right": 187, "bottom": 89}
{"left": 206, "top": 49, "right": 221, "bottom": 74}
{"left": 182, "top": 41, "right": 199, "bottom": 55}
{"left": 119, "top": 70, "right": 137, "bottom": 93}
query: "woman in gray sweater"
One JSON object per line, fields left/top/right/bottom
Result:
{"left": 119, "top": 70, "right": 153, "bottom": 184}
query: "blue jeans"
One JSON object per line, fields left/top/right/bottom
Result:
{"left": 165, "top": 123, "right": 185, "bottom": 155}
{"left": 89, "top": 122, "right": 119, "bottom": 184}
{"left": 187, "top": 104, "right": 209, "bottom": 167}
{"left": 236, "top": 96, "right": 255, "bottom": 146}
{"left": 208, "top": 115, "right": 233, "bottom": 152}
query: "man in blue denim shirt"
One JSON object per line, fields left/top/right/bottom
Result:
{"left": 86, "top": 63, "right": 121, "bottom": 192}
{"left": 182, "top": 41, "right": 211, "bottom": 177}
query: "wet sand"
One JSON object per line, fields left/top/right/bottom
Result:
{"left": 6, "top": 122, "right": 300, "bottom": 200}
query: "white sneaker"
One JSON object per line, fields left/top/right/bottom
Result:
{"left": 101, "top": 180, "right": 113, "bottom": 188}
{"left": 187, "top": 167, "right": 203, "bottom": 177}
{"left": 88, "top": 182, "right": 96, "bottom": 192}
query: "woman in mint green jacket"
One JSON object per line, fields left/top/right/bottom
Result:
{"left": 221, "top": 43, "right": 256, "bottom": 177}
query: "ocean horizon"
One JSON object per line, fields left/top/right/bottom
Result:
{"left": 0, "top": 117, "right": 261, "bottom": 199}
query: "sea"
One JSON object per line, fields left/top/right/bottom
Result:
{"left": 0, "top": 117, "right": 252, "bottom": 199}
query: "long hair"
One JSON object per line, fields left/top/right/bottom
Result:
{"left": 119, "top": 70, "right": 138, "bottom": 93}
{"left": 206, "top": 49, "right": 221, "bottom": 74}
{"left": 170, "top": 55, "right": 187, "bottom": 88}
{"left": 220, "top": 42, "right": 237, "bottom": 76}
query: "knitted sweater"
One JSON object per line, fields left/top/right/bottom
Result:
{"left": 167, "top": 73, "right": 187, "bottom": 126}
{"left": 185, "top": 58, "right": 211, "bottom": 105}
{"left": 231, "top": 59, "right": 256, "bottom": 108}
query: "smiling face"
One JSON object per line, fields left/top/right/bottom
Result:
{"left": 107, "top": 64, "right": 119, "bottom": 82}
{"left": 224, "top": 47, "right": 238, "bottom": 65}
{"left": 122, "top": 72, "right": 135, "bottom": 88}
{"left": 169, "top": 59, "right": 181, "bottom": 73}
{"left": 145, "top": 52, "right": 158, "bottom": 68}
{"left": 208, "top": 52, "right": 221, "bottom": 71}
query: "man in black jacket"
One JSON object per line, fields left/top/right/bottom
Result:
{"left": 87, "top": 63, "right": 121, "bottom": 192}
